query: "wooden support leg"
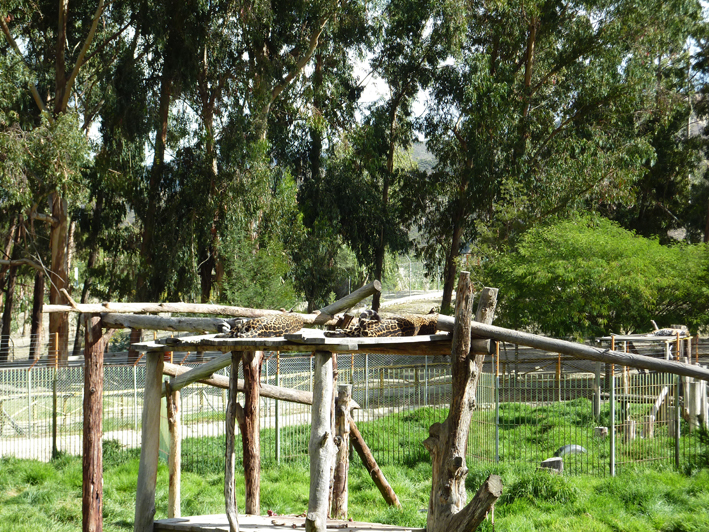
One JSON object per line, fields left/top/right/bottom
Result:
{"left": 235, "top": 350, "right": 262, "bottom": 515}
{"left": 225, "top": 352, "right": 242, "bottom": 532}
{"left": 424, "top": 276, "right": 502, "bottom": 532}
{"left": 307, "top": 351, "right": 335, "bottom": 532}
{"left": 331, "top": 384, "right": 352, "bottom": 519}
{"left": 83, "top": 315, "right": 113, "bottom": 532}
{"left": 134, "top": 352, "right": 164, "bottom": 532}
{"left": 166, "top": 383, "right": 181, "bottom": 518}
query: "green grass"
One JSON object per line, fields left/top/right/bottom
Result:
{"left": 0, "top": 451, "right": 708, "bottom": 531}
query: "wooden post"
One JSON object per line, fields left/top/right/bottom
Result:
{"left": 134, "top": 352, "right": 164, "bottom": 532}
{"left": 331, "top": 385, "right": 352, "bottom": 519}
{"left": 306, "top": 351, "right": 336, "bottom": 532}
{"left": 166, "top": 382, "right": 181, "bottom": 518}
{"left": 235, "top": 351, "right": 263, "bottom": 515}
{"left": 82, "top": 315, "right": 112, "bottom": 532}
{"left": 349, "top": 419, "right": 400, "bottom": 507}
{"left": 424, "top": 277, "right": 502, "bottom": 532}
{"left": 225, "top": 352, "right": 242, "bottom": 532}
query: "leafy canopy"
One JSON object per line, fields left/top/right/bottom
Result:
{"left": 482, "top": 216, "right": 709, "bottom": 337}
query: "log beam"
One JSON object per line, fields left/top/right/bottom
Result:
{"left": 349, "top": 418, "right": 400, "bottom": 508}
{"left": 464, "top": 321, "right": 709, "bottom": 382}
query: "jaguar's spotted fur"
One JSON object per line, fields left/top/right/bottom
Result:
{"left": 326, "top": 310, "right": 438, "bottom": 337}
{"left": 227, "top": 314, "right": 305, "bottom": 338}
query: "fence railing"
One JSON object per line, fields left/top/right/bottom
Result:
{"left": 0, "top": 347, "right": 706, "bottom": 477}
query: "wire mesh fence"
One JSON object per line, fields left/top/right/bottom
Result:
{"left": 0, "top": 337, "right": 707, "bottom": 478}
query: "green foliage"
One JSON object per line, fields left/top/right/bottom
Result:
{"left": 482, "top": 215, "right": 709, "bottom": 336}
{"left": 219, "top": 234, "right": 298, "bottom": 310}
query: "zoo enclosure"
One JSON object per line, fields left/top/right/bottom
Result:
{"left": 0, "top": 335, "right": 706, "bottom": 476}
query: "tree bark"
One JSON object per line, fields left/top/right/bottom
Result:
{"left": 0, "top": 228, "right": 20, "bottom": 362}
{"left": 29, "top": 270, "right": 44, "bottom": 360}
{"left": 331, "top": 385, "right": 351, "bottom": 519}
{"left": 167, "top": 384, "right": 181, "bottom": 518}
{"left": 82, "top": 315, "right": 113, "bottom": 532}
{"left": 48, "top": 193, "right": 69, "bottom": 363}
{"left": 440, "top": 215, "right": 464, "bottom": 315}
{"left": 235, "top": 351, "right": 262, "bottom": 515}
{"left": 424, "top": 276, "right": 500, "bottom": 532}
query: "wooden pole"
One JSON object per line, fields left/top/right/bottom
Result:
{"left": 134, "top": 352, "right": 164, "bottom": 532}
{"left": 82, "top": 315, "right": 113, "bottom": 532}
{"left": 459, "top": 321, "right": 709, "bottom": 382}
{"left": 424, "top": 278, "right": 502, "bottom": 532}
{"left": 349, "top": 418, "right": 400, "bottom": 507}
{"left": 235, "top": 351, "right": 263, "bottom": 515}
{"left": 160, "top": 361, "right": 362, "bottom": 408}
{"left": 166, "top": 382, "right": 181, "bottom": 518}
{"left": 331, "top": 384, "right": 352, "bottom": 519}
{"left": 306, "top": 351, "right": 336, "bottom": 532}
{"left": 225, "top": 352, "right": 241, "bottom": 532}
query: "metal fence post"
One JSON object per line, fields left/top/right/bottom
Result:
{"left": 133, "top": 364, "right": 139, "bottom": 437}
{"left": 610, "top": 365, "right": 615, "bottom": 477}
{"left": 365, "top": 354, "right": 369, "bottom": 410}
{"left": 27, "top": 367, "right": 32, "bottom": 439}
{"left": 275, "top": 351, "right": 280, "bottom": 464}
{"left": 424, "top": 355, "right": 428, "bottom": 405}
{"left": 675, "top": 374, "right": 681, "bottom": 469}
{"left": 495, "top": 342, "right": 500, "bottom": 463}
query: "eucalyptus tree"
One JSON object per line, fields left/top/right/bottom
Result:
{"left": 1, "top": 0, "right": 136, "bottom": 359}
{"left": 306, "top": 0, "right": 448, "bottom": 310}
{"left": 414, "top": 0, "right": 703, "bottom": 312}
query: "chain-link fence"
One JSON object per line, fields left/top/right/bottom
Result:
{"left": 0, "top": 336, "right": 707, "bottom": 477}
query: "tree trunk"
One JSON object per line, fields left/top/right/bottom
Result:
{"left": 49, "top": 193, "right": 69, "bottom": 362}
{"left": 0, "top": 229, "right": 20, "bottom": 362}
{"left": 235, "top": 351, "right": 263, "bottom": 515}
{"left": 440, "top": 215, "right": 464, "bottom": 315}
{"left": 424, "top": 276, "right": 501, "bottom": 532}
{"left": 29, "top": 270, "right": 45, "bottom": 361}
{"left": 137, "top": 68, "right": 172, "bottom": 300}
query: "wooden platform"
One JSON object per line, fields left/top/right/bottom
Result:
{"left": 154, "top": 514, "right": 424, "bottom": 532}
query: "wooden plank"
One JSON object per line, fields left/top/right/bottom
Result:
{"left": 284, "top": 333, "right": 452, "bottom": 345}
{"left": 154, "top": 514, "right": 425, "bottom": 531}
{"left": 134, "top": 352, "right": 164, "bottom": 532}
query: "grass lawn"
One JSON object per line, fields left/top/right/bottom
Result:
{"left": 0, "top": 445, "right": 708, "bottom": 532}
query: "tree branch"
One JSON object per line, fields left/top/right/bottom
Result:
{"left": 270, "top": 17, "right": 329, "bottom": 103}
{"left": 60, "top": 0, "right": 106, "bottom": 112}
{"left": 0, "top": 15, "right": 50, "bottom": 116}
